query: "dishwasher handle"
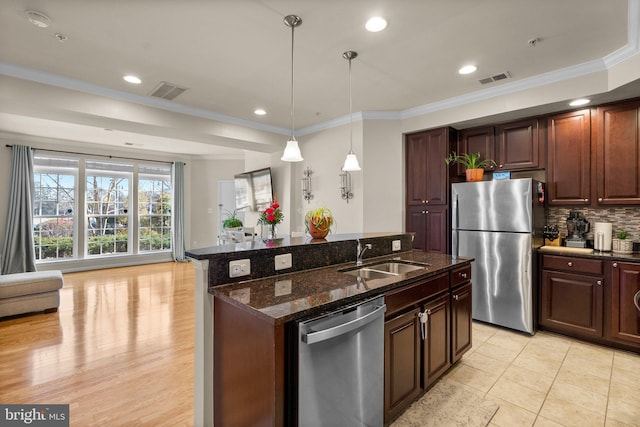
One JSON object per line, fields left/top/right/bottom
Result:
{"left": 301, "top": 303, "right": 386, "bottom": 345}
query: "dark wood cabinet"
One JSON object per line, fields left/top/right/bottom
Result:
{"left": 405, "top": 128, "right": 455, "bottom": 254}
{"left": 496, "top": 118, "right": 540, "bottom": 170}
{"left": 422, "top": 294, "right": 451, "bottom": 388}
{"left": 455, "top": 119, "right": 540, "bottom": 176}
{"left": 594, "top": 101, "right": 640, "bottom": 205}
{"left": 540, "top": 255, "right": 604, "bottom": 338}
{"left": 451, "top": 282, "right": 472, "bottom": 363}
{"left": 546, "top": 109, "right": 592, "bottom": 206}
{"left": 608, "top": 261, "right": 640, "bottom": 345}
{"left": 384, "top": 271, "right": 461, "bottom": 424}
{"left": 405, "top": 128, "right": 453, "bottom": 206}
{"left": 384, "top": 307, "right": 421, "bottom": 422}
{"left": 407, "top": 205, "right": 449, "bottom": 253}
{"left": 456, "top": 126, "right": 495, "bottom": 175}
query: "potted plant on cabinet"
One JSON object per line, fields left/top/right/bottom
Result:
{"left": 305, "top": 207, "right": 334, "bottom": 239}
{"left": 612, "top": 230, "right": 633, "bottom": 254}
{"left": 445, "top": 151, "right": 497, "bottom": 182}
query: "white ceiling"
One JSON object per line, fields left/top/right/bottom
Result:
{"left": 0, "top": 0, "right": 639, "bottom": 158}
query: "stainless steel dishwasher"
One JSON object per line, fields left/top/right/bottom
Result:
{"left": 297, "top": 295, "right": 386, "bottom": 427}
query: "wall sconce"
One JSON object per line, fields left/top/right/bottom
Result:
{"left": 302, "top": 166, "right": 313, "bottom": 202}
{"left": 339, "top": 171, "right": 353, "bottom": 203}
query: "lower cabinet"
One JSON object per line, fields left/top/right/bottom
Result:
{"left": 383, "top": 266, "right": 473, "bottom": 425}
{"left": 608, "top": 261, "right": 640, "bottom": 345}
{"left": 451, "top": 282, "right": 472, "bottom": 363}
{"left": 540, "top": 254, "right": 640, "bottom": 352}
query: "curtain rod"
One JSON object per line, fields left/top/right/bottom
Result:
{"left": 4, "top": 144, "right": 180, "bottom": 165}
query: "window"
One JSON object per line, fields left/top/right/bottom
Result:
{"left": 138, "top": 164, "right": 172, "bottom": 253}
{"left": 32, "top": 155, "right": 173, "bottom": 263}
{"left": 86, "top": 161, "right": 132, "bottom": 256}
{"left": 33, "top": 157, "right": 78, "bottom": 260}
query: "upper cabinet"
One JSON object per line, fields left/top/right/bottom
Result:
{"left": 406, "top": 127, "right": 455, "bottom": 206}
{"left": 594, "top": 100, "right": 640, "bottom": 205}
{"left": 544, "top": 98, "right": 640, "bottom": 207}
{"left": 456, "top": 118, "right": 541, "bottom": 175}
{"left": 546, "top": 109, "right": 592, "bottom": 206}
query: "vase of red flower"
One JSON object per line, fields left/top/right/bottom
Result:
{"left": 258, "top": 198, "right": 283, "bottom": 239}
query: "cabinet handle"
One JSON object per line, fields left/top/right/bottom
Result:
{"left": 567, "top": 262, "right": 573, "bottom": 267}
{"left": 418, "top": 310, "right": 430, "bottom": 340}
{"left": 425, "top": 200, "right": 429, "bottom": 204}
{"left": 613, "top": 262, "right": 618, "bottom": 268}
{"left": 425, "top": 210, "right": 429, "bottom": 214}
{"left": 598, "top": 198, "right": 603, "bottom": 202}
{"left": 453, "top": 294, "right": 459, "bottom": 300}
{"left": 584, "top": 199, "right": 589, "bottom": 202}
{"left": 460, "top": 272, "right": 467, "bottom": 279}
{"left": 596, "top": 280, "right": 602, "bottom": 286}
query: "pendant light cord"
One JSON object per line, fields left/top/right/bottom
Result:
{"left": 348, "top": 56, "right": 353, "bottom": 153}
{"left": 290, "top": 23, "right": 295, "bottom": 140}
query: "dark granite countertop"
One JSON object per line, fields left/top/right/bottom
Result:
{"left": 211, "top": 250, "right": 473, "bottom": 325}
{"left": 538, "top": 246, "right": 640, "bottom": 263}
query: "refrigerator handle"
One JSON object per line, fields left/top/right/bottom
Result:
{"left": 453, "top": 194, "right": 459, "bottom": 257}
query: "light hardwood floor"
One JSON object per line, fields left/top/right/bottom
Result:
{"left": 0, "top": 262, "right": 195, "bottom": 426}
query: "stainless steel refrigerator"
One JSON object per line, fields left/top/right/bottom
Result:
{"left": 451, "top": 178, "right": 544, "bottom": 334}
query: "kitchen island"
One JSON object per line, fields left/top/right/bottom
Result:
{"left": 187, "top": 233, "right": 473, "bottom": 426}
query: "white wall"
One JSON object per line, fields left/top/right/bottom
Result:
{"left": 362, "top": 120, "right": 404, "bottom": 232}
{"left": 297, "top": 123, "right": 364, "bottom": 234}
{"left": 189, "top": 158, "right": 245, "bottom": 248}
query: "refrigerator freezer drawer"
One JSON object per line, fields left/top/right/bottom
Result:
{"left": 453, "top": 229, "right": 534, "bottom": 334}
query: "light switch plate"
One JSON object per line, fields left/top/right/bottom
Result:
{"left": 392, "top": 240, "right": 401, "bottom": 251}
{"left": 229, "top": 259, "right": 251, "bottom": 277}
{"left": 275, "top": 253, "right": 292, "bottom": 271}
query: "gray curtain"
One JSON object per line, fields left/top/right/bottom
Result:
{"left": 172, "top": 161, "right": 187, "bottom": 262}
{"left": 1, "top": 145, "right": 36, "bottom": 274}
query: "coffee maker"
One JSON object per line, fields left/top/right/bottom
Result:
{"left": 565, "top": 210, "right": 590, "bottom": 248}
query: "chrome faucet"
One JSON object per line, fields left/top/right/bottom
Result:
{"left": 356, "top": 239, "right": 372, "bottom": 266}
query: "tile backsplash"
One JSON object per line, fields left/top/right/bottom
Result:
{"left": 546, "top": 207, "right": 640, "bottom": 241}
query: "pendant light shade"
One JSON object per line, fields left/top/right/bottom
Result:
{"left": 342, "top": 51, "right": 361, "bottom": 171}
{"left": 281, "top": 15, "right": 304, "bottom": 162}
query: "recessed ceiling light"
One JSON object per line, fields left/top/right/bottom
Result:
{"left": 365, "top": 17, "right": 387, "bottom": 32}
{"left": 569, "top": 98, "right": 590, "bottom": 107}
{"left": 123, "top": 75, "right": 142, "bottom": 84}
{"left": 458, "top": 65, "right": 477, "bottom": 75}
{"left": 254, "top": 108, "right": 266, "bottom": 116}
{"left": 25, "top": 10, "right": 51, "bottom": 28}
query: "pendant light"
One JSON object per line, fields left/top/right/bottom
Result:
{"left": 281, "top": 15, "right": 304, "bottom": 162}
{"left": 342, "top": 51, "right": 361, "bottom": 171}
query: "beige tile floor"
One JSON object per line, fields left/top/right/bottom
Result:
{"left": 443, "top": 321, "right": 640, "bottom": 427}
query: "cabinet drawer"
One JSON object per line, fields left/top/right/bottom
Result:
{"left": 385, "top": 273, "right": 448, "bottom": 317}
{"left": 542, "top": 255, "right": 603, "bottom": 275}
{"left": 450, "top": 264, "right": 471, "bottom": 288}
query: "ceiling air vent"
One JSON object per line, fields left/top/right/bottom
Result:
{"left": 149, "top": 81, "right": 188, "bottom": 100}
{"left": 479, "top": 71, "right": 511, "bottom": 85}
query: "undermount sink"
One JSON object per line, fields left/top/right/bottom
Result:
{"left": 340, "top": 261, "right": 429, "bottom": 279}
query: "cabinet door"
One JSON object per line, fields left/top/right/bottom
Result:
{"left": 540, "top": 270, "right": 603, "bottom": 337}
{"left": 406, "top": 132, "right": 429, "bottom": 205}
{"left": 407, "top": 206, "right": 427, "bottom": 251}
{"left": 609, "top": 262, "right": 640, "bottom": 346}
{"left": 546, "top": 109, "right": 592, "bottom": 206}
{"left": 384, "top": 307, "right": 421, "bottom": 423}
{"left": 595, "top": 101, "right": 640, "bottom": 205}
{"left": 496, "top": 119, "right": 539, "bottom": 170}
{"left": 457, "top": 126, "right": 495, "bottom": 176}
{"left": 421, "top": 294, "right": 451, "bottom": 389}
{"left": 424, "top": 206, "right": 449, "bottom": 254}
{"left": 406, "top": 206, "right": 449, "bottom": 254}
{"left": 451, "top": 283, "right": 472, "bottom": 363}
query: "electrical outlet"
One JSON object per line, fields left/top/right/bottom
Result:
{"left": 392, "top": 240, "right": 401, "bottom": 251}
{"left": 275, "top": 253, "right": 292, "bottom": 271}
{"left": 274, "top": 280, "right": 292, "bottom": 296}
{"left": 229, "top": 259, "right": 251, "bottom": 278}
